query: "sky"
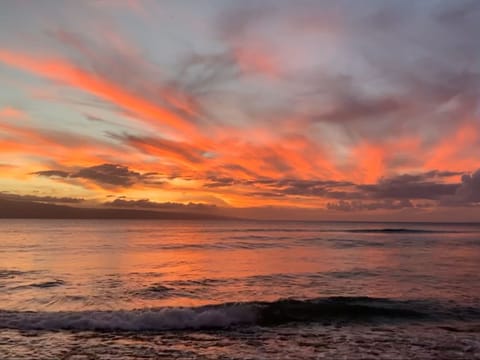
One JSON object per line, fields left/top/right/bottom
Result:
{"left": 0, "top": 0, "right": 479, "bottom": 221}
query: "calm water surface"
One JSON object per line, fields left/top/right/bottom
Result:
{"left": 0, "top": 220, "right": 479, "bottom": 359}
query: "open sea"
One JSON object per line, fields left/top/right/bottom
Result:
{"left": 0, "top": 219, "right": 479, "bottom": 359}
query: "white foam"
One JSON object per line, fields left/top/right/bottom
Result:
{"left": 0, "top": 305, "right": 258, "bottom": 331}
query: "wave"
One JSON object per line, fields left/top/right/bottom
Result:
{"left": 0, "top": 303, "right": 256, "bottom": 331}
{"left": 1, "top": 297, "right": 477, "bottom": 332}
{"left": 344, "top": 228, "right": 457, "bottom": 234}
{"left": 0, "top": 270, "right": 26, "bottom": 279}
{"left": 0, "top": 269, "right": 38, "bottom": 279}
{"left": 28, "top": 280, "right": 66, "bottom": 288}
{"left": 11, "top": 279, "right": 66, "bottom": 290}
{"left": 199, "top": 225, "right": 479, "bottom": 235}
{"left": 199, "top": 227, "right": 475, "bottom": 236}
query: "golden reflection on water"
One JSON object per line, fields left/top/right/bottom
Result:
{"left": 0, "top": 220, "right": 479, "bottom": 311}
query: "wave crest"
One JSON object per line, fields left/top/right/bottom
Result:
{"left": 0, "top": 296, "right": 457, "bottom": 332}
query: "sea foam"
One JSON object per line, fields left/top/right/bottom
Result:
{"left": 1, "top": 297, "right": 464, "bottom": 332}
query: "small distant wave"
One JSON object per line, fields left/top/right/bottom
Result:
{"left": 0, "top": 269, "right": 37, "bottom": 279}
{"left": 328, "top": 269, "right": 379, "bottom": 279}
{"left": 29, "top": 280, "right": 66, "bottom": 288}
{"left": 1, "top": 297, "right": 478, "bottom": 332}
{"left": 12, "top": 279, "right": 65, "bottom": 290}
{"left": 137, "top": 241, "right": 285, "bottom": 251}
{"left": 0, "top": 270, "right": 26, "bottom": 279}
{"left": 144, "top": 284, "right": 173, "bottom": 293}
{"left": 138, "top": 284, "right": 174, "bottom": 299}
{"left": 345, "top": 228, "right": 457, "bottom": 234}
{"left": 136, "top": 278, "right": 229, "bottom": 299}
{"left": 205, "top": 228, "right": 316, "bottom": 233}
{"left": 201, "top": 227, "right": 476, "bottom": 236}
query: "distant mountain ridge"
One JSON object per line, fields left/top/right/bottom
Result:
{"left": 0, "top": 199, "right": 234, "bottom": 220}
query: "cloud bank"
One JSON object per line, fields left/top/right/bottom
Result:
{"left": 0, "top": 0, "right": 478, "bottom": 219}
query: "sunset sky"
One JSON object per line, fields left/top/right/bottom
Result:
{"left": 0, "top": 0, "right": 479, "bottom": 221}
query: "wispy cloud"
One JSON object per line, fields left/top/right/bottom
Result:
{"left": 0, "top": 0, "right": 479, "bottom": 218}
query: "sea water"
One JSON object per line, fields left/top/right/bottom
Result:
{"left": 0, "top": 220, "right": 479, "bottom": 359}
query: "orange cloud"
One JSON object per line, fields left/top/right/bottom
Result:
{"left": 425, "top": 121, "right": 479, "bottom": 172}
{"left": 0, "top": 106, "right": 25, "bottom": 120}
{"left": 0, "top": 50, "right": 199, "bottom": 141}
{"left": 0, "top": 122, "right": 143, "bottom": 168}
{"left": 1, "top": 52, "right": 477, "bottom": 211}
{"left": 118, "top": 134, "right": 206, "bottom": 167}
{"left": 351, "top": 143, "right": 385, "bottom": 184}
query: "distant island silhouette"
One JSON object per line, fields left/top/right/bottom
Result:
{"left": 0, "top": 198, "right": 235, "bottom": 220}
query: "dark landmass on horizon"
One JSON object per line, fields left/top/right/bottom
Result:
{"left": 1, "top": 198, "right": 479, "bottom": 224}
{"left": 0, "top": 199, "right": 235, "bottom": 220}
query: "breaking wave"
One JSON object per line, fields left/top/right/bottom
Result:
{"left": 1, "top": 297, "right": 477, "bottom": 332}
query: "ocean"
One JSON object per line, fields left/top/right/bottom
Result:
{"left": 0, "top": 219, "right": 479, "bottom": 359}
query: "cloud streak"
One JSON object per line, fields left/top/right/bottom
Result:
{"left": 0, "top": 1, "right": 479, "bottom": 219}
{"left": 0, "top": 50, "right": 199, "bottom": 140}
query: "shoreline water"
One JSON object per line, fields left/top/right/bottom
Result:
{"left": 1, "top": 220, "right": 479, "bottom": 358}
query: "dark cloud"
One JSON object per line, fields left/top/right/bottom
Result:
{"left": 273, "top": 179, "right": 354, "bottom": 198}
{"left": 358, "top": 172, "right": 461, "bottom": 200}
{"left": 33, "top": 170, "right": 70, "bottom": 178}
{"left": 441, "top": 170, "right": 480, "bottom": 206}
{"left": 203, "top": 170, "right": 479, "bottom": 210}
{"left": 34, "top": 163, "right": 159, "bottom": 188}
{"left": 204, "top": 176, "right": 237, "bottom": 188}
{"left": 0, "top": 192, "right": 84, "bottom": 204}
{"left": 327, "top": 199, "right": 414, "bottom": 212}
{"left": 424, "top": 170, "right": 466, "bottom": 178}
{"left": 325, "top": 169, "right": 480, "bottom": 211}
{"left": 205, "top": 177, "right": 353, "bottom": 191}
{"left": 457, "top": 170, "right": 480, "bottom": 203}
{"left": 73, "top": 164, "right": 143, "bottom": 186}
{"left": 204, "top": 177, "right": 356, "bottom": 199}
